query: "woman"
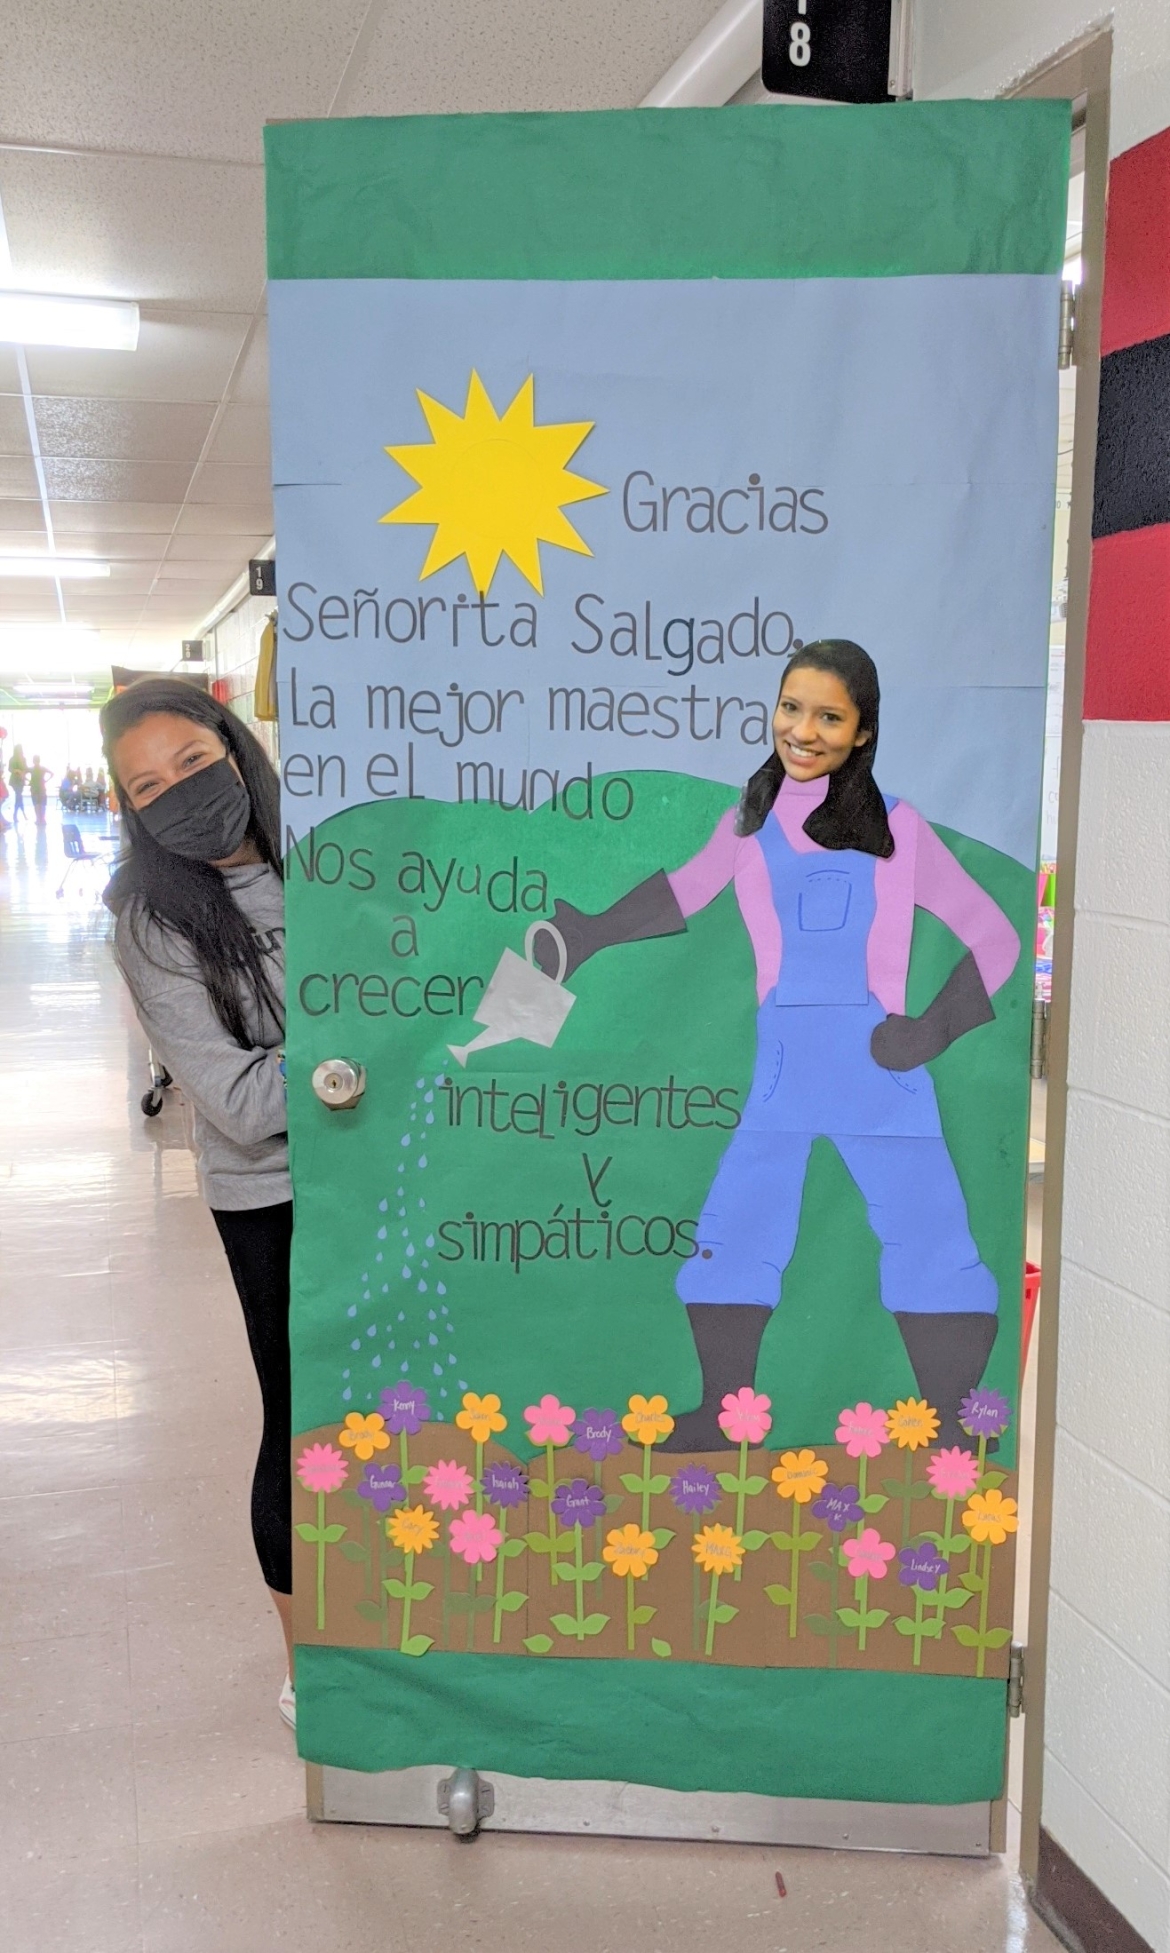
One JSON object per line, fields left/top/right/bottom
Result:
{"left": 534, "top": 641, "right": 1019, "bottom": 1452}
{"left": 8, "top": 744, "right": 26, "bottom": 824}
{"left": 100, "top": 677, "right": 295, "bottom": 1727}
{"left": 28, "top": 753, "right": 53, "bottom": 826}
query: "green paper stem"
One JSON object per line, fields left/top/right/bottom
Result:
{"left": 441, "top": 1536, "right": 451, "bottom": 1649}
{"left": 901, "top": 1447, "right": 914, "bottom": 1545}
{"left": 912, "top": 1585, "right": 925, "bottom": 1667}
{"left": 856, "top": 1455, "right": 868, "bottom": 1534}
{"left": 934, "top": 1495, "right": 956, "bottom": 1631}
{"left": 857, "top": 1571, "right": 870, "bottom": 1652}
{"left": 400, "top": 1549, "right": 415, "bottom": 1652}
{"left": 626, "top": 1571, "right": 636, "bottom": 1652}
{"left": 977, "top": 1540, "right": 991, "bottom": 1678}
{"left": 640, "top": 1443, "right": 654, "bottom": 1536}
{"left": 362, "top": 1500, "right": 372, "bottom": 1600}
{"left": 692, "top": 1537, "right": 702, "bottom": 1654}
{"left": 475, "top": 1441, "right": 484, "bottom": 1514}
{"left": 733, "top": 1438, "right": 749, "bottom": 1579}
{"left": 829, "top": 1550, "right": 839, "bottom": 1668}
{"left": 573, "top": 1523, "right": 585, "bottom": 1637}
{"left": 466, "top": 1552, "right": 476, "bottom": 1651}
{"left": 379, "top": 1518, "right": 389, "bottom": 1648}
{"left": 492, "top": 1509, "right": 509, "bottom": 1645}
{"left": 704, "top": 1570, "right": 721, "bottom": 1657}
{"left": 788, "top": 1515, "right": 802, "bottom": 1640}
{"left": 315, "top": 1490, "right": 326, "bottom": 1631}
{"left": 400, "top": 1430, "right": 410, "bottom": 1480}
{"left": 546, "top": 1440, "right": 557, "bottom": 1577}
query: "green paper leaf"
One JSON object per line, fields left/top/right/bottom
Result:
{"left": 322, "top": 1524, "right": 347, "bottom": 1543}
{"left": 339, "top": 1540, "right": 368, "bottom": 1563}
{"left": 942, "top": 1586, "right": 975, "bottom": 1610}
{"left": 951, "top": 1625, "right": 982, "bottom": 1647}
{"left": 859, "top": 1493, "right": 889, "bottom": 1513}
{"left": 741, "top": 1529, "right": 769, "bottom": 1551}
{"left": 769, "top": 1530, "right": 795, "bottom": 1550}
{"left": 982, "top": 1626, "right": 1013, "bottom": 1649}
{"left": 580, "top": 1612, "right": 609, "bottom": 1636}
{"left": 920, "top": 1618, "right": 943, "bottom": 1639}
{"left": 523, "top": 1635, "right": 553, "bottom": 1654}
{"left": 528, "top": 1478, "right": 549, "bottom": 1497}
{"left": 524, "top": 1531, "right": 551, "bottom": 1554}
{"left": 836, "top": 1606, "right": 862, "bottom": 1628}
{"left": 960, "top": 1571, "right": 985, "bottom": 1593}
{"left": 409, "top": 1580, "right": 433, "bottom": 1602}
{"left": 650, "top": 1638, "right": 672, "bottom": 1659}
{"left": 631, "top": 1605, "right": 655, "bottom": 1625}
{"left": 882, "top": 1477, "right": 908, "bottom": 1497}
{"left": 497, "top": 1590, "right": 527, "bottom": 1613}
{"left": 579, "top": 1562, "right": 604, "bottom": 1582}
{"left": 741, "top": 1475, "right": 769, "bottom": 1496}
{"left": 503, "top": 1537, "right": 527, "bottom": 1559}
{"left": 401, "top": 1634, "right": 433, "bottom": 1657}
{"left": 894, "top": 1615, "right": 918, "bottom": 1636}
{"left": 294, "top": 1523, "right": 320, "bottom": 1543}
{"left": 619, "top": 1473, "right": 644, "bottom": 1494}
{"left": 764, "top": 1584, "right": 792, "bottom": 1607}
{"left": 919, "top": 1529, "right": 944, "bottom": 1549}
{"left": 715, "top": 1472, "right": 740, "bottom": 1493}
{"left": 354, "top": 1600, "right": 384, "bottom": 1623}
{"left": 808, "top": 1560, "right": 832, "bottom": 1582}
{"left": 402, "top": 1465, "right": 428, "bottom": 1485}
{"left": 862, "top": 1608, "right": 890, "bottom": 1629}
{"left": 804, "top": 1614, "right": 832, "bottom": 1635}
{"left": 445, "top": 1592, "right": 471, "bottom": 1614}
{"left": 910, "top": 1481, "right": 932, "bottom": 1498}
{"left": 943, "top": 1533, "right": 970, "bottom": 1556}
{"left": 980, "top": 1470, "right": 1007, "bottom": 1489}
{"left": 647, "top": 1473, "right": 671, "bottom": 1495}
{"left": 651, "top": 1527, "right": 675, "bottom": 1550}
{"left": 712, "top": 1602, "right": 738, "bottom": 1624}
{"left": 795, "top": 1530, "right": 822, "bottom": 1553}
{"left": 603, "top": 1493, "right": 625, "bottom": 1514}
{"left": 550, "top": 1613, "right": 580, "bottom": 1636}
{"left": 382, "top": 1577, "right": 408, "bottom": 1599}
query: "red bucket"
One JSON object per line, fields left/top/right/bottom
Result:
{"left": 1022, "top": 1262, "right": 1041, "bottom": 1365}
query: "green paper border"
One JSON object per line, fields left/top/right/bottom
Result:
{"left": 296, "top": 1644, "right": 1007, "bottom": 1804}
{"left": 266, "top": 102, "right": 1069, "bottom": 283}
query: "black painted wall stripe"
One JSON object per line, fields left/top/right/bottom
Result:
{"left": 1093, "top": 328, "right": 1170, "bottom": 538}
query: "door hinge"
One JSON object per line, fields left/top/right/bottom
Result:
{"left": 1008, "top": 1643, "right": 1026, "bottom": 1717}
{"left": 1058, "top": 283, "right": 1077, "bottom": 369}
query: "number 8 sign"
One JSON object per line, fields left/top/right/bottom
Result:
{"left": 762, "top": 0, "right": 898, "bottom": 104}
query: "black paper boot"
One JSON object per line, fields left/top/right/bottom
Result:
{"left": 658, "top": 1303, "right": 770, "bottom": 1452}
{"left": 893, "top": 1311, "right": 999, "bottom": 1450}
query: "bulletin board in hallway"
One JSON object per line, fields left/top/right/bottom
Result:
{"left": 267, "top": 102, "right": 1068, "bottom": 1805}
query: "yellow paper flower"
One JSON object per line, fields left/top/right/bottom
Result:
{"left": 603, "top": 1523, "right": 659, "bottom": 1579}
{"left": 692, "top": 1523, "right": 744, "bottom": 1576}
{"left": 770, "top": 1448, "right": 829, "bottom": 1504}
{"left": 885, "top": 1398, "right": 939, "bottom": 1451}
{"left": 622, "top": 1393, "right": 674, "bottom": 1446}
{"left": 455, "top": 1391, "right": 507, "bottom": 1444}
{"left": 338, "top": 1411, "right": 390, "bottom": 1462}
{"left": 962, "top": 1488, "right": 1019, "bottom": 1545}
{"left": 386, "top": 1504, "right": 440, "bottom": 1555}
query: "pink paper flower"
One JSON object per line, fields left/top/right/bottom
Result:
{"left": 841, "top": 1527, "right": 896, "bottom": 1581}
{"left": 296, "top": 1442, "right": 348, "bottom": 1495}
{"left": 927, "top": 1446, "right": 980, "bottom": 1500}
{"left": 524, "top": 1393, "right": 576, "bottom": 1447}
{"left": 448, "top": 1509, "right": 503, "bottom": 1566}
{"left": 422, "top": 1458, "right": 474, "bottom": 1511}
{"left": 717, "top": 1387, "right": 773, "bottom": 1446}
{"left": 835, "top": 1402, "right": 888, "bottom": 1459}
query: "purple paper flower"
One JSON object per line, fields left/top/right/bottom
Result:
{"left": 356, "top": 1462, "right": 406, "bottom": 1513}
{"left": 959, "top": 1388, "right": 1011, "bottom": 1440}
{"left": 812, "top": 1482, "right": 863, "bottom": 1533}
{"left": 572, "top": 1408, "right": 623, "bottom": 1463}
{"left": 897, "top": 1543, "right": 948, "bottom": 1592}
{"left": 551, "top": 1477, "right": 607, "bottom": 1527}
{"left": 669, "top": 1465, "right": 721, "bottom": 1517}
{"left": 378, "top": 1382, "right": 430, "bottom": 1435}
{"left": 482, "top": 1461, "right": 529, "bottom": 1510}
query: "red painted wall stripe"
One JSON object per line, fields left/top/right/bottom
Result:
{"left": 1100, "top": 124, "right": 1170, "bottom": 356}
{"left": 1084, "top": 524, "right": 1170, "bottom": 720}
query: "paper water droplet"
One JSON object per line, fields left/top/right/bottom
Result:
{"left": 432, "top": 1362, "right": 443, "bottom": 1377}
{"left": 342, "top": 1386, "right": 352, "bottom": 1402}
{"left": 424, "top": 1091, "right": 433, "bottom": 1104}
{"left": 377, "top": 1226, "right": 386, "bottom": 1240}
{"left": 351, "top": 1339, "right": 361, "bottom": 1352}
{"left": 416, "top": 1078, "right": 425, "bottom": 1091}
{"left": 437, "top": 1284, "right": 447, "bottom": 1297}
{"left": 400, "top": 1134, "right": 411, "bottom": 1147}
{"left": 425, "top": 1235, "right": 435, "bottom": 1249}
{"left": 428, "top": 1333, "right": 438, "bottom": 1346}
{"left": 417, "top": 1280, "right": 428, "bottom": 1294}
{"left": 418, "top": 1155, "right": 428, "bottom": 1169}
{"left": 428, "top": 1309, "right": 436, "bottom": 1321}
{"left": 347, "top": 1305, "right": 357, "bottom": 1318}
{"left": 401, "top": 1266, "right": 411, "bottom": 1280}
{"left": 401, "top": 1360, "right": 410, "bottom": 1373}
{"left": 398, "top": 1312, "right": 406, "bottom": 1323}
{"left": 367, "top": 1324, "right": 377, "bottom": 1337}
{"left": 425, "top": 1112, "right": 434, "bottom": 1125}
{"left": 371, "top": 1354, "right": 381, "bottom": 1368}
{"left": 379, "top": 1198, "right": 388, "bottom": 1213}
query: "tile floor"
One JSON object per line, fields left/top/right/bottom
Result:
{"left": 0, "top": 813, "right": 1064, "bottom": 1952}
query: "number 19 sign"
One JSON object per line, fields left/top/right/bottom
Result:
{"left": 762, "top": 0, "right": 899, "bottom": 103}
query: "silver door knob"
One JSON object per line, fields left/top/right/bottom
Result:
{"left": 311, "top": 1058, "right": 367, "bottom": 1109}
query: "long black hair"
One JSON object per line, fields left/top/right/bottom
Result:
{"left": 100, "top": 677, "right": 284, "bottom": 1046}
{"left": 737, "top": 639, "right": 894, "bottom": 858}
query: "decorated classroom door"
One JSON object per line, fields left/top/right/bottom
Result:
{"left": 268, "top": 103, "right": 1067, "bottom": 1806}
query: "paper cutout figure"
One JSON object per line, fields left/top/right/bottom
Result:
{"left": 448, "top": 921, "right": 576, "bottom": 1067}
{"left": 532, "top": 642, "right": 1020, "bottom": 1452}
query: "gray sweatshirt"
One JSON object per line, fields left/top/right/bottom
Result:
{"left": 112, "top": 863, "right": 291, "bottom": 1211}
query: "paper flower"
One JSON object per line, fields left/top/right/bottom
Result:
{"left": 962, "top": 1488, "right": 1019, "bottom": 1545}
{"left": 386, "top": 1504, "right": 439, "bottom": 1554}
{"left": 717, "top": 1387, "right": 773, "bottom": 1446}
{"left": 378, "top": 1382, "right": 430, "bottom": 1435}
{"left": 525, "top": 1394, "right": 576, "bottom": 1447}
{"left": 603, "top": 1524, "right": 658, "bottom": 1579}
{"left": 422, "top": 1459, "right": 474, "bottom": 1512}
{"left": 897, "top": 1543, "right": 947, "bottom": 1591}
{"left": 927, "top": 1446, "right": 980, "bottom": 1500}
{"left": 622, "top": 1393, "right": 674, "bottom": 1446}
{"left": 959, "top": 1388, "right": 1012, "bottom": 1440}
{"left": 692, "top": 1523, "right": 745, "bottom": 1577}
{"left": 835, "top": 1402, "right": 888, "bottom": 1459}
{"left": 841, "top": 1528, "right": 896, "bottom": 1580}
{"left": 356, "top": 1462, "right": 406, "bottom": 1513}
{"left": 551, "top": 1477, "right": 608, "bottom": 1527}
{"left": 482, "top": 1460, "right": 528, "bottom": 1509}
{"left": 449, "top": 1509, "right": 503, "bottom": 1566}
{"left": 572, "top": 1408, "right": 624, "bottom": 1463}
{"left": 670, "top": 1464, "right": 721, "bottom": 1517}
{"left": 296, "top": 1442, "right": 348, "bottom": 1495}
{"left": 885, "top": 1398, "right": 939, "bottom": 1452}
{"left": 771, "top": 1448, "right": 829, "bottom": 1504}
{"left": 456, "top": 1390, "right": 507, "bottom": 1444}
{"left": 338, "top": 1411, "right": 391, "bottom": 1462}
{"left": 811, "top": 1482, "right": 863, "bottom": 1533}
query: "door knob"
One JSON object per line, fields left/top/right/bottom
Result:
{"left": 311, "top": 1058, "right": 367, "bottom": 1109}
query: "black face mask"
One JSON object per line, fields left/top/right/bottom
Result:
{"left": 136, "top": 758, "right": 252, "bottom": 862}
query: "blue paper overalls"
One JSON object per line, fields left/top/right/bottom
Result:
{"left": 677, "top": 810, "right": 997, "bottom": 1317}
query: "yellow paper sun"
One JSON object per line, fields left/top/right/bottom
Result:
{"left": 381, "top": 371, "right": 606, "bottom": 595}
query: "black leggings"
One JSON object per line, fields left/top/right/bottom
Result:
{"left": 210, "top": 1201, "right": 293, "bottom": 1594}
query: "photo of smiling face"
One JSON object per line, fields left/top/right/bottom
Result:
{"left": 771, "top": 664, "right": 872, "bottom": 783}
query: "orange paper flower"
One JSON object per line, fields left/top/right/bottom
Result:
{"left": 603, "top": 1524, "right": 659, "bottom": 1580}
{"left": 885, "top": 1398, "right": 939, "bottom": 1452}
{"left": 770, "top": 1448, "right": 829, "bottom": 1504}
{"left": 962, "top": 1488, "right": 1019, "bottom": 1545}
{"left": 622, "top": 1393, "right": 674, "bottom": 1446}
{"left": 386, "top": 1504, "right": 440, "bottom": 1555}
{"left": 691, "top": 1523, "right": 744, "bottom": 1576}
{"left": 455, "top": 1391, "right": 507, "bottom": 1444}
{"left": 338, "top": 1411, "right": 390, "bottom": 1462}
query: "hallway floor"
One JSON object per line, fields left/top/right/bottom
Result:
{"left": 0, "top": 817, "right": 1064, "bottom": 1953}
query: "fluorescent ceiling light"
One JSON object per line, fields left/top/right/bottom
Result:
{"left": 0, "top": 556, "right": 110, "bottom": 579}
{"left": 0, "top": 291, "right": 139, "bottom": 351}
{"left": 14, "top": 681, "right": 93, "bottom": 696}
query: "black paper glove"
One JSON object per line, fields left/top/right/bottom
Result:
{"left": 531, "top": 871, "right": 686, "bottom": 980}
{"left": 870, "top": 951, "right": 995, "bottom": 1071}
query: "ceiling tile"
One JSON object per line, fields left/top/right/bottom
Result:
{"left": 0, "top": 592, "right": 68, "bottom": 621}
{"left": 40, "top": 532, "right": 173, "bottom": 561}
{"left": 229, "top": 315, "right": 268, "bottom": 407}
{"left": 42, "top": 458, "right": 194, "bottom": 503}
{"left": 175, "top": 501, "right": 272, "bottom": 537}
{"left": 0, "top": 457, "right": 39, "bottom": 496}
{"left": 52, "top": 500, "right": 184, "bottom": 533}
{"left": 188, "top": 462, "right": 271, "bottom": 504}
{"left": 33, "top": 397, "right": 215, "bottom": 464}
{"left": 0, "top": 396, "right": 31, "bottom": 453}
{"left": 204, "top": 404, "right": 270, "bottom": 467}
{"left": 164, "top": 533, "right": 268, "bottom": 563}
{"left": 0, "top": 500, "right": 48, "bottom": 534}
{"left": 0, "top": 0, "right": 369, "bottom": 163}
{"left": 0, "top": 150, "right": 266, "bottom": 310}
{"left": 25, "top": 309, "right": 253, "bottom": 405}
{"left": 0, "top": 349, "right": 22, "bottom": 391}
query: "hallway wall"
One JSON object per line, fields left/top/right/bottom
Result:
{"left": 919, "top": 11, "right": 1170, "bottom": 1953}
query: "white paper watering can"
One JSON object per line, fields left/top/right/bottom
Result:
{"left": 448, "top": 922, "right": 576, "bottom": 1067}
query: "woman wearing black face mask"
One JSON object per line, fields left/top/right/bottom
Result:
{"left": 100, "top": 677, "right": 296, "bottom": 1730}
